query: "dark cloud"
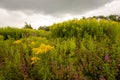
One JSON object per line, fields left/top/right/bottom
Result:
{"left": 0, "top": 0, "right": 113, "bottom": 15}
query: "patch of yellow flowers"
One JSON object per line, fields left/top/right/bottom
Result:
{"left": 31, "top": 56, "right": 40, "bottom": 64}
{"left": 31, "top": 44, "right": 54, "bottom": 64}
{"left": 32, "top": 44, "right": 54, "bottom": 54}
{"left": 13, "top": 40, "right": 22, "bottom": 44}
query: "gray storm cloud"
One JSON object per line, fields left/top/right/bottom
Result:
{"left": 0, "top": 0, "right": 113, "bottom": 15}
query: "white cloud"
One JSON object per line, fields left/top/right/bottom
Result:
{"left": 0, "top": 8, "right": 55, "bottom": 29}
{"left": 83, "top": 0, "right": 120, "bottom": 17}
{"left": 0, "top": 8, "right": 27, "bottom": 28}
{"left": 0, "top": 8, "right": 76, "bottom": 29}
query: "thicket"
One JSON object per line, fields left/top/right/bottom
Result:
{"left": 0, "top": 18, "right": 120, "bottom": 80}
{"left": 0, "top": 27, "right": 50, "bottom": 40}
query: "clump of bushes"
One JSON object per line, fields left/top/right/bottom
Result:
{"left": 0, "top": 27, "right": 50, "bottom": 40}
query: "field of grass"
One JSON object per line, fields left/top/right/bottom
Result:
{"left": 0, "top": 18, "right": 120, "bottom": 80}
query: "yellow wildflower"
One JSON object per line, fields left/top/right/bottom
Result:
{"left": 32, "top": 44, "right": 55, "bottom": 54}
{"left": 36, "top": 49, "right": 42, "bottom": 54}
{"left": 46, "top": 45, "right": 54, "bottom": 51}
{"left": 31, "top": 56, "right": 40, "bottom": 61}
{"left": 31, "top": 57, "right": 40, "bottom": 64}
{"left": 40, "top": 44, "right": 46, "bottom": 49}
{"left": 13, "top": 40, "right": 22, "bottom": 44}
{"left": 51, "top": 46, "right": 54, "bottom": 50}
{"left": 32, "top": 48, "right": 38, "bottom": 52}
{"left": 31, "top": 41, "right": 35, "bottom": 45}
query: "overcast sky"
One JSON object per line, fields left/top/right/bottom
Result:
{"left": 0, "top": 0, "right": 120, "bottom": 29}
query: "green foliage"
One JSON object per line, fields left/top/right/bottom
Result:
{"left": 50, "top": 18, "right": 120, "bottom": 43}
{"left": 90, "top": 15, "right": 120, "bottom": 22}
{"left": 0, "top": 35, "right": 4, "bottom": 40}
{"left": 1, "top": 17, "right": 120, "bottom": 80}
{"left": 23, "top": 22, "right": 33, "bottom": 29}
{"left": 0, "top": 27, "right": 50, "bottom": 40}
{"left": 38, "top": 26, "right": 49, "bottom": 31}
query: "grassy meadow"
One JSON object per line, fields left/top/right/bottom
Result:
{"left": 0, "top": 18, "right": 120, "bottom": 80}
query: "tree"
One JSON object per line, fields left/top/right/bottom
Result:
{"left": 23, "top": 22, "right": 33, "bottom": 29}
{"left": 108, "top": 15, "right": 118, "bottom": 21}
{"left": 38, "top": 26, "right": 49, "bottom": 31}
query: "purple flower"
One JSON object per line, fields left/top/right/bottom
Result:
{"left": 99, "top": 75, "right": 106, "bottom": 80}
{"left": 19, "top": 63, "right": 26, "bottom": 70}
{"left": 105, "top": 53, "right": 110, "bottom": 62}
{"left": 82, "top": 77, "right": 87, "bottom": 80}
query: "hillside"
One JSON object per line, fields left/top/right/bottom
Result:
{"left": 0, "top": 18, "right": 120, "bottom": 80}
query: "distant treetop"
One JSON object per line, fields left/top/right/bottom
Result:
{"left": 23, "top": 22, "right": 33, "bottom": 29}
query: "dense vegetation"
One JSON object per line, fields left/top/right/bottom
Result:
{"left": 0, "top": 18, "right": 120, "bottom": 80}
